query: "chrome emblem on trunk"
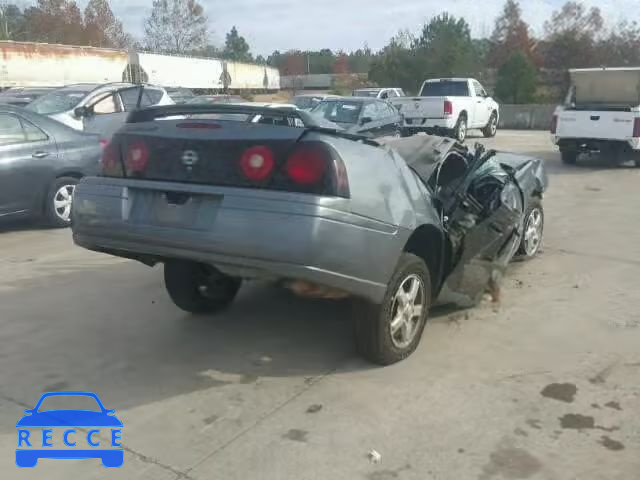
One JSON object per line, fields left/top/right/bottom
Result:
{"left": 181, "top": 150, "right": 199, "bottom": 166}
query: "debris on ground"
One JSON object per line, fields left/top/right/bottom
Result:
{"left": 367, "top": 449, "right": 382, "bottom": 464}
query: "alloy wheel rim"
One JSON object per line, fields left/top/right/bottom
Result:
{"left": 53, "top": 184, "right": 75, "bottom": 222}
{"left": 458, "top": 121, "right": 466, "bottom": 142}
{"left": 490, "top": 116, "right": 497, "bottom": 134}
{"left": 524, "top": 208, "right": 543, "bottom": 256}
{"left": 389, "top": 274, "right": 425, "bottom": 348}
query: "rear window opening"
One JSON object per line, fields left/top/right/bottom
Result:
{"left": 420, "top": 81, "right": 469, "bottom": 97}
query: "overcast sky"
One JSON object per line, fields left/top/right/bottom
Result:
{"left": 96, "top": 0, "right": 636, "bottom": 55}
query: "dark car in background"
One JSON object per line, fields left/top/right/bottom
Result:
{"left": 0, "top": 87, "right": 55, "bottom": 107}
{"left": 165, "top": 87, "right": 196, "bottom": 104}
{"left": 0, "top": 105, "right": 102, "bottom": 227}
{"left": 310, "top": 97, "right": 403, "bottom": 138}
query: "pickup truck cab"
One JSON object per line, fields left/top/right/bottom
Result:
{"left": 552, "top": 68, "right": 640, "bottom": 166}
{"left": 352, "top": 88, "right": 405, "bottom": 100}
{"left": 390, "top": 78, "right": 499, "bottom": 142}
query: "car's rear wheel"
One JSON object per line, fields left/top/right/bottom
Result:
{"left": 353, "top": 253, "right": 431, "bottom": 365}
{"left": 45, "top": 176, "right": 78, "bottom": 228}
{"left": 518, "top": 198, "right": 544, "bottom": 259}
{"left": 482, "top": 112, "right": 498, "bottom": 137}
{"left": 164, "top": 260, "right": 241, "bottom": 314}
{"left": 453, "top": 116, "right": 467, "bottom": 143}
{"left": 560, "top": 149, "right": 578, "bottom": 165}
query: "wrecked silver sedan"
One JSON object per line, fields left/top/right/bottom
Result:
{"left": 71, "top": 104, "right": 548, "bottom": 365}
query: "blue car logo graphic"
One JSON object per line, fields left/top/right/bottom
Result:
{"left": 16, "top": 391, "right": 123, "bottom": 468}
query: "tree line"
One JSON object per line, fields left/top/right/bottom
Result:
{"left": 1, "top": 0, "right": 639, "bottom": 101}
{"left": 0, "top": 0, "right": 255, "bottom": 61}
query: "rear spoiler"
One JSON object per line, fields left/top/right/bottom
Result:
{"left": 126, "top": 103, "right": 315, "bottom": 124}
{"left": 124, "top": 103, "right": 380, "bottom": 146}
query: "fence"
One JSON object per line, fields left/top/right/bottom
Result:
{"left": 498, "top": 104, "right": 556, "bottom": 130}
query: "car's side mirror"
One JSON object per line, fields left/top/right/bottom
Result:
{"left": 74, "top": 106, "right": 91, "bottom": 118}
{"left": 360, "top": 116, "right": 372, "bottom": 125}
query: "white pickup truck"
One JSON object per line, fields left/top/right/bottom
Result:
{"left": 390, "top": 78, "right": 499, "bottom": 142}
{"left": 552, "top": 68, "right": 640, "bottom": 166}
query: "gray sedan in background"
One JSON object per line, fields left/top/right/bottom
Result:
{"left": 0, "top": 105, "right": 102, "bottom": 227}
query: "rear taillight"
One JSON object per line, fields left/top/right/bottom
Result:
{"left": 125, "top": 140, "right": 149, "bottom": 173}
{"left": 444, "top": 100, "right": 453, "bottom": 116}
{"left": 239, "top": 145, "right": 275, "bottom": 181}
{"left": 99, "top": 138, "right": 108, "bottom": 147}
{"left": 285, "top": 145, "right": 328, "bottom": 185}
{"left": 633, "top": 118, "right": 640, "bottom": 138}
{"left": 550, "top": 114, "right": 558, "bottom": 134}
{"left": 100, "top": 142, "right": 121, "bottom": 176}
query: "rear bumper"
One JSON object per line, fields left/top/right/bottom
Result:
{"left": 553, "top": 136, "right": 640, "bottom": 151}
{"left": 72, "top": 177, "right": 406, "bottom": 303}
{"left": 401, "top": 117, "right": 457, "bottom": 136}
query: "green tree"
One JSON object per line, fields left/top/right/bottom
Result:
{"left": 0, "top": 4, "right": 26, "bottom": 40}
{"left": 413, "top": 13, "right": 477, "bottom": 78}
{"left": 541, "top": 1, "right": 603, "bottom": 68}
{"left": 84, "top": 0, "right": 131, "bottom": 48}
{"left": 23, "top": 0, "right": 85, "bottom": 45}
{"left": 368, "top": 31, "right": 418, "bottom": 92}
{"left": 222, "top": 26, "right": 252, "bottom": 62}
{"left": 489, "top": 0, "right": 537, "bottom": 67}
{"left": 494, "top": 51, "right": 537, "bottom": 103}
{"left": 144, "top": 0, "right": 208, "bottom": 54}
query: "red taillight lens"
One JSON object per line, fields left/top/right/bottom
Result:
{"left": 285, "top": 145, "right": 328, "bottom": 185}
{"left": 99, "top": 138, "right": 108, "bottom": 147}
{"left": 550, "top": 114, "right": 558, "bottom": 134}
{"left": 125, "top": 140, "right": 149, "bottom": 173}
{"left": 444, "top": 100, "right": 453, "bottom": 116}
{"left": 240, "top": 145, "right": 275, "bottom": 181}
{"left": 633, "top": 118, "right": 640, "bottom": 138}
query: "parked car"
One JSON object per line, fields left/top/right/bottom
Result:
{"left": 552, "top": 67, "right": 640, "bottom": 166}
{"left": 186, "top": 95, "right": 245, "bottom": 105}
{"left": 0, "top": 87, "right": 55, "bottom": 107}
{"left": 165, "top": 87, "right": 196, "bottom": 104}
{"left": 71, "top": 103, "right": 547, "bottom": 365}
{"left": 310, "top": 97, "right": 403, "bottom": 138}
{"left": 292, "top": 93, "right": 340, "bottom": 111}
{"left": 0, "top": 105, "right": 102, "bottom": 227}
{"left": 390, "top": 78, "right": 499, "bottom": 142}
{"left": 26, "top": 83, "right": 174, "bottom": 137}
{"left": 352, "top": 88, "right": 405, "bottom": 99}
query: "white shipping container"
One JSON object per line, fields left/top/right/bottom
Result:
{"left": 266, "top": 66, "right": 280, "bottom": 90}
{"left": 228, "top": 61, "right": 268, "bottom": 90}
{"left": 0, "top": 41, "right": 128, "bottom": 87}
{"left": 134, "top": 53, "right": 224, "bottom": 90}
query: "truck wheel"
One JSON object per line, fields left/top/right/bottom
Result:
{"left": 560, "top": 150, "right": 578, "bottom": 165}
{"left": 482, "top": 112, "right": 498, "bottom": 138}
{"left": 353, "top": 253, "right": 431, "bottom": 365}
{"left": 164, "top": 260, "right": 241, "bottom": 314}
{"left": 45, "top": 176, "right": 78, "bottom": 228}
{"left": 453, "top": 116, "right": 467, "bottom": 143}
{"left": 518, "top": 198, "right": 544, "bottom": 259}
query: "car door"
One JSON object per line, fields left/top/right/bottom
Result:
{"left": 81, "top": 89, "right": 127, "bottom": 140}
{"left": 0, "top": 113, "right": 57, "bottom": 217}
{"left": 434, "top": 149, "right": 524, "bottom": 306}
{"left": 358, "top": 102, "right": 380, "bottom": 137}
{"left": 380, "top": 101, "right": 401, "bottom": 136}
{"left": 472, "top": 81, "right": 492, "bottom": 128}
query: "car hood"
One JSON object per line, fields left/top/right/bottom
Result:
{"left": 16, "top": 410, "right": 123, "bottom": 427}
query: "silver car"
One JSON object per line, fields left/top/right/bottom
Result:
{"left": 71, "top": 104, "right": 547, "bottom": 365}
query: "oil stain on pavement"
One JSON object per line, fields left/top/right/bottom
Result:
{"left": 479, "top": 447, "right": 542, "bottom": 479}
{"left": 540, "top": 383, "right": 577, "bottom": 403}
{"left": 282, "top": 429, "right": 308, "bottom": 442}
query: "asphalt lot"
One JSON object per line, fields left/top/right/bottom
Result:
{"left": 1, "top": 130, "right": 639, "bottom": 479}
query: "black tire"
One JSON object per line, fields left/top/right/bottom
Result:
{"left": 393, "top": 127, "right": 402, "bottom": 138}
{"left": 517, "top": 198, "right": 544, "bottom": 259}
{"left": 164, "top": 260, "right": 241, "bottom": 314}
{"left": 44, "top": 176, "right": 78, "bottom": 228}
{"left": 560, "top": 150, "right": 578, "bottom": 165}
{"left": 453, "top": 116, "right": 467, "bottom": 143}
{"left": 482, "top": 112, "right": 498, "bottom": 138}
{"left": 353, "top": 253, "right": 431, "bottom": 365}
